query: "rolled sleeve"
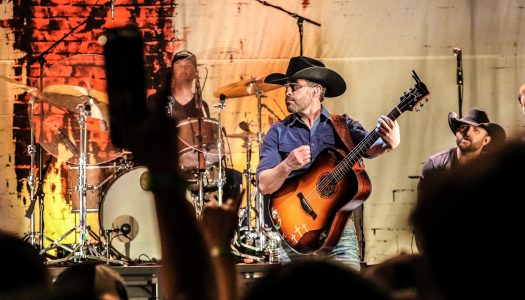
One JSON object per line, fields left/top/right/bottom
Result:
{"left": 256, "top": 125, "right": 281, "bottom": 180}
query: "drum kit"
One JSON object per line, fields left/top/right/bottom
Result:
{"left": 2, "top": 54, "right": 284, "bottom": 265}
{"left": 213, "top": 76, "right": 284, "bottom": 262}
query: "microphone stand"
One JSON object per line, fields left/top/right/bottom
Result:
{"left": 256, "top": 0, "right": 321, "bottom": 56}
{"left": 454, "top": 48, "right": 463, "bottom": 117}
{"left": 261, "top": 103, "right": 282, "bottom": 122}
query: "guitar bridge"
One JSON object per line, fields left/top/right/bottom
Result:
{"left": 297, "top": 192, "right": 317, "bottom": 220}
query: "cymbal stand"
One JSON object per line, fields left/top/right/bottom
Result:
{"left": 234, "top": 85, "right": 268, "bottom": 258}
{"left": 22, "top": 95, "right": 38, "bottom": 247}
{"left": 234, "top": 134, "right": 264, "bottom": 259}
{"left": 215, "top": 95, "right": 227, "bottom": 205}
{"left": 77, "top": 100, "right": 90, "bottom": 252}
{"left": 254, "top": 88, "right": 265, "bottom": 232}
{"left": 242, "top": 138, "right": 255, "bottom": 232}
{"left": 46, "top": 98, "right": 123, "bottom": 265}
{"left": 23, "top": 95, "right": 57, "bottom": 254}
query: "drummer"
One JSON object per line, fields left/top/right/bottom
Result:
{"left": 148, "top": 50, "right": 210, "bottom": 120}
{"left": 148, "top": 50, "right": 242, "bottom": 202}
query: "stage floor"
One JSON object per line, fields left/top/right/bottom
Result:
{"left": 48, "top": 263, "right": 277, "bottom": 299}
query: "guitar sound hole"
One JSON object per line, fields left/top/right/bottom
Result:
{"left": 317, "top": 173, "right": 336, "bottom": 198}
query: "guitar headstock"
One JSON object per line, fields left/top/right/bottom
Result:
{"left": 397, "top": 70, "right": 430, "bottom": 113}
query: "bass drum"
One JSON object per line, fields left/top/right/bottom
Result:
{"left": 99, "top": 167, "right": 161, "bottom": 261}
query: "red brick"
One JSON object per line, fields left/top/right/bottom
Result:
{"left": 15, "top": 0, "right": 175, "bottom": 194}
{"left": 31, "top": 18, "right": 73, "bottom": 31}
{"left": 32, "top": 5, "right": 86, "bottom": 18}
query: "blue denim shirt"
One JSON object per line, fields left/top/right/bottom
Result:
{"left": 256, "top": 106, "right": 369, "bottom": 181}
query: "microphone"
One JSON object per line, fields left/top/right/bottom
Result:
{"left": 219, "top": 93, "right": 226, "bottom": 104}
{"left": 120, "top": 223, "right": 131, "bottom": 235}
{"left": 107, "top": 223, "right": 132, "bottom": 234}
{"left": 453, "top": 47, "right": 463, "bottom": 86}
{"left": 111, "top": 0, "right": 114, "bottom": 20}
{"left": 194, "top": 70, "right": 202, "bottom": 110}
{"left": 239, "top": 121, "right": 250, "bottom": 132}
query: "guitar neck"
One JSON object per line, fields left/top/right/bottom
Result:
{"left": 332, "top": 107, "right": 402, "bottom": 182}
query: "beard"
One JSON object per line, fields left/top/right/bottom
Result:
{"left": 286, "top": 94, "right": 311, "bottom": 113}
{"left": 456, "top": 135, "right": 485, "bottom": 153}
{"left": 173, "top": 68, "right": 196, "bottom": 84}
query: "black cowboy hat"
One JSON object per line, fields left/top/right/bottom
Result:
{"left": 448, "top": 108, "right": 506, "bottom": 151}
{"left": 264, "top": 56, "right": 346, "bottom": 98}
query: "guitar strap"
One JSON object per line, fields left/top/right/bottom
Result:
{"left": 330, "top": 114, "right": 356, "bottom": 153}
{"left": 327, "top": 114, "right": 366, "bottom": 253}
{"left": 330, "top": 114, "right": 366, "bottom": 169}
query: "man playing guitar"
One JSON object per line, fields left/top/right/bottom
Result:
{"left": 256, "top": 56, "right": 400, "bottom": 270}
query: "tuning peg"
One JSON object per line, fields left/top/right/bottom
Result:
{"left": 415, "top": 108, "right": 421, "bottom": 112}
{"left": 420, "top": 103, "right": 424, "bottom": 107}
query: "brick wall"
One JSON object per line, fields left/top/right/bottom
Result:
{"left": 1, "top": 1, "right": 177, "bottom": 240}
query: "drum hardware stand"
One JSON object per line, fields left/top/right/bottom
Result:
{"left": 23, "top": 1, "right": 105, "bottom": 254}
{"left": 22, "top": 139, "right": 38, "bottom": 247}
{"left": 234, "top": 86, "right": 266, "bottom": 257}
{"left": 194, "top": 118, "right": 207, "bottom": 219}
{"left": 254, "top": 87, "right": 265, "bottom": 232}
{"left": 235, "top": 137, "right": 265, "bottom": 255}
{"left": 233, "top": 84, "right": 285, "bottom": 263}
{"left": 22, "top": 94, "right": 57, "bottom": 253}
{"left": 45, "top": 98, "right": 124, "bottom": 265}
{"left": 215, "top": 94, "right": 227, "bottom": 205}
{"left": 22, "top": 150, "right": 53, "bottom": 251}
{"left": 193, "top": 69, "right": 213, "bottom": 218}
{"left": 24, "top": 154, "right": 52, "bottom": 247}
{"left": 103, "top": 229, "right": 129, "bottom": 263}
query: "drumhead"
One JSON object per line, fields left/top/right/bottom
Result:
{"left": 176, "top": 117, "right": 224, "bottom": 169}
{"left": 99, "top": 167, "right": 161, "bottom": 261}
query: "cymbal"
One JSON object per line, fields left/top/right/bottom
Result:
{"left": 213, "top": 76, "right": 281, "bottom": 99}
{"left": 42, "top": 85, "right": 109, "bottom": 121}
{"left": 0, "top": 75, "right": 41, "bottom": 95}
{"left": 31, "top": 99, "right": 121, "bottom": 166}
{"left": 43, "top": 85, "right": 108, "bottom": 103}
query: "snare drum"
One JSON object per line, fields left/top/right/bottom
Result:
{"left": 99, "top": 167, "right": 161, "bottom": 260}
{"left": 177, "top": 118, "right": 224, "bottom": 169}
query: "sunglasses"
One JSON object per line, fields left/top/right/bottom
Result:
{"left": 284, "top": 82, "right": 307, "bottom": 92}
